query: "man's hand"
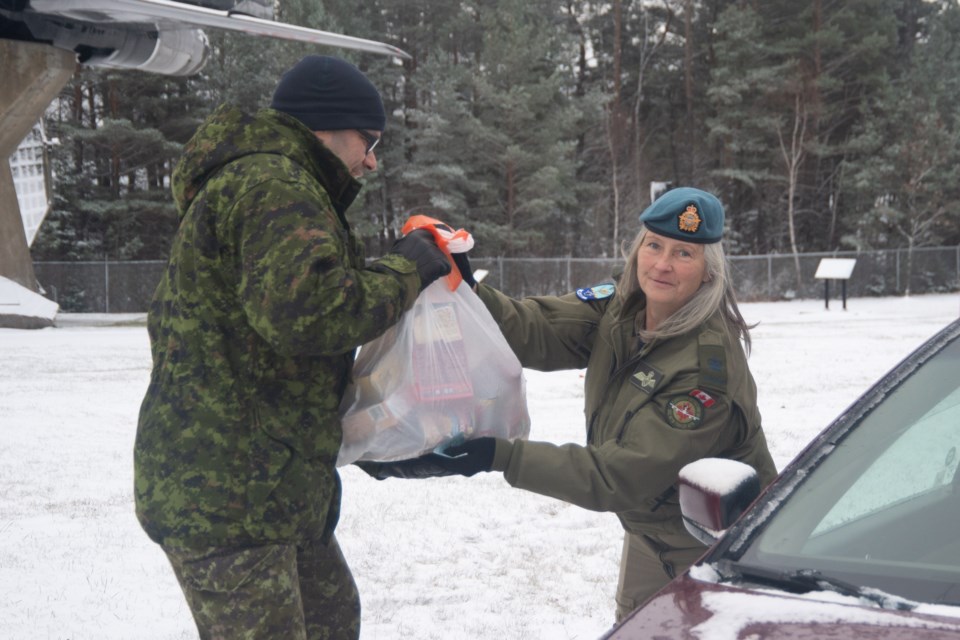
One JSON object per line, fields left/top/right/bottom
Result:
{"left": 353, "top": 437, "right": 497, "bottom": 480}
{"left": 354, "top": 457, "right": 457, "bottom": 480}
{"left": 390, "top": 229, "right": 451, "bottom": 291}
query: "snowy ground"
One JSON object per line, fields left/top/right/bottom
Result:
{"left": 1, "top": 293, "right": 958, "bottom": 639}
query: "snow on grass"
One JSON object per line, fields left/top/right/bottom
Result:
{"left": 0, "top": 293, "right": 957, "bottom": 639}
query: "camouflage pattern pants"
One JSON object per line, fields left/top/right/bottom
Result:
{"left": 614, "top": 530, "right": 705, "bottom": 621}
{"left": 164, "top": 535, "right": 360, "bottom": 639}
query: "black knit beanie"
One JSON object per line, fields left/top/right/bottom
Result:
{"left": 270, "top": 55, "right": 386, "bottom": 132}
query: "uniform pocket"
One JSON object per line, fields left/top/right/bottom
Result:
{"left": 244, "top": 408, "right": 336, "bottom": 544}
{"left": 244, "top": 413, "right": 295, "bottom": 538}
{"left": 172, "top": 544, "right": 293, "bottom": 594}
{"left": 253, "top": 355, "right": 347, "bottom": 462}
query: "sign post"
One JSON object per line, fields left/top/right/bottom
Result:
{"left": 814, "top": 258, "right": 857, "bottom": 310}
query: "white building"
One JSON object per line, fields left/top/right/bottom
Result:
{"left": 9, "top": 125, "right": 50, "bottom": 246}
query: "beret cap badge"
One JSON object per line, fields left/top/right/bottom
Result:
{"left": 677, "top": 205, "right": 702, "bottom": 234}
{"left": 638, "top": 186, "right": 723, "bottom": 243}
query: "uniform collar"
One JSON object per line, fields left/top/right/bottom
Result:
{"left": 262, "top": 109, "right": 362, "bottom": 218}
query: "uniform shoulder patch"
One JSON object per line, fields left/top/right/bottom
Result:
{"left": 665, "top": 395, "right": 703, "bottom": 429}
{"left": 698, "top": 343, "right": 727, "bottom": 392}
{"left": 697, "top": 329, "right": 728, "bottom": 393}
{"left": 690, "top": 389, "right": 716, "bottom": 407}
{"left": 575, "top": 282, "right": 616, "bottom": 302}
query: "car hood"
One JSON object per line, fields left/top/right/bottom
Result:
{"left": 605, "top": 573, "right": 960, "bottom": 639}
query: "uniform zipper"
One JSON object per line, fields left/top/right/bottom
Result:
{"left": 588, "top": 354, "right": 646, "bottom": 446}
{"left": 587, "top": 316, "right": 647, "bottom": 445}
{"left": 615, "top": 407, "right": 640, "bottom": 445}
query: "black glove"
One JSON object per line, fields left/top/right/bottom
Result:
{"left": 354, "top": 457, "right": 458, "bottom": 480}
{"left": 390, "top": 229, "right": 451, "bottom": 291}
{"left": 353, "top": 437, "right": 497, "bottom": 480}
{"left": 452, "top": 252, "right": 477, "bottom": 289}
{"left": 440, "top": 437, "right": 496, "bottom": 476}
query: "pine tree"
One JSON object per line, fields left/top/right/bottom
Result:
{"left": 33, "top": 68, "right": 190, "bottom": 260}
{"left": 843, "top": 0, "right": 960, "bottom": 293}
{"left": 320, "top": 0, "right": 586, "bottom": 258}
{"left": 705, "top": 0, "right": 902, "bottom": 264}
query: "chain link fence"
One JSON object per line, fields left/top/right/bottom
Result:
{"left": 35, "top": 245, "right": 960, "bottom": 313}
{"left": 34, "top": 260, "right": 165, "bottom": 313}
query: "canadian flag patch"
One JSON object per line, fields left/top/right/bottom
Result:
{"left": 690, "top": 389, "right": 716, "bottom": 408}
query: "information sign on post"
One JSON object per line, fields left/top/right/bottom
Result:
{"left": 814, "top": 258, "right": 857, "bottom": 310}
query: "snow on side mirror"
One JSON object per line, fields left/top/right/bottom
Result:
{"left": 678, "top": 458, "right": 760, "bottom": 546}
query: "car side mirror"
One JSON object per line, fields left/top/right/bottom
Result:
{"left": 678, "top": 458, "right": 760, "bottom": 546}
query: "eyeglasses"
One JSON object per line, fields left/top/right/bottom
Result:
{"left": 356, "top": 130, "right": 381, "bottom": 155}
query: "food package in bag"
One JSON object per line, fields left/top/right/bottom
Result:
{"left": 337, "top": 280, "right": 530, "bottom": 466}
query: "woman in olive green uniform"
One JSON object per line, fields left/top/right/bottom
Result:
{"left": 365, "top": 187, "right": 777, "bottom": 619}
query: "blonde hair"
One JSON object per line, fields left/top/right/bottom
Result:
{"left": 616, "top": 226, "right": 752, "bottom": 352}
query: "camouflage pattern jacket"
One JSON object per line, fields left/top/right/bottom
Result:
{"left": 478, "top": 284, "right": 778, "bottom": 542}
{"left": 135, "top": 105, "right": 419, "bottom": 551}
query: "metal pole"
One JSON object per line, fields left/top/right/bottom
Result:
{"left": 104, "top": 259, "right": 110, "bottom": 313}
{"left": 896, "top": 249, "right": 901, "bottom": 293}
{"left": 768, "top": 255, "right": 773, "bottom": 299}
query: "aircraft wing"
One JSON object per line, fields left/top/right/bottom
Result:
{"left": 2, "top": 0, "right": 409, "bottom": 76}
{"left": 29, "top": 0, "right": 410, "bottom": 59}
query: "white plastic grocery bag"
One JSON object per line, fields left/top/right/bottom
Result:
{"left": 337, "top": 280, "right": 530, "bottom": 466}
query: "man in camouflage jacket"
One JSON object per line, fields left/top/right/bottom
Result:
{"left": 134, "top": 55, "right": 450, "bottom": 639}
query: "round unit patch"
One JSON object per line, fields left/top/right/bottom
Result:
{"left": 665, "top": 396, "right": 703, "bottom": 429}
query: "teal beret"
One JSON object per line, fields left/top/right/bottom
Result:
{"left": 639, "top": 187, "right": 724, "bottom": 244}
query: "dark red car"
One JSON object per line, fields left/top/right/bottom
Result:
{"left": 605, "top": 318, "right": 960, "bottom": 639}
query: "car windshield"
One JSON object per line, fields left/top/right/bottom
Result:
{"left": 736, "top": 332, "right": 960, "bottom": 606}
